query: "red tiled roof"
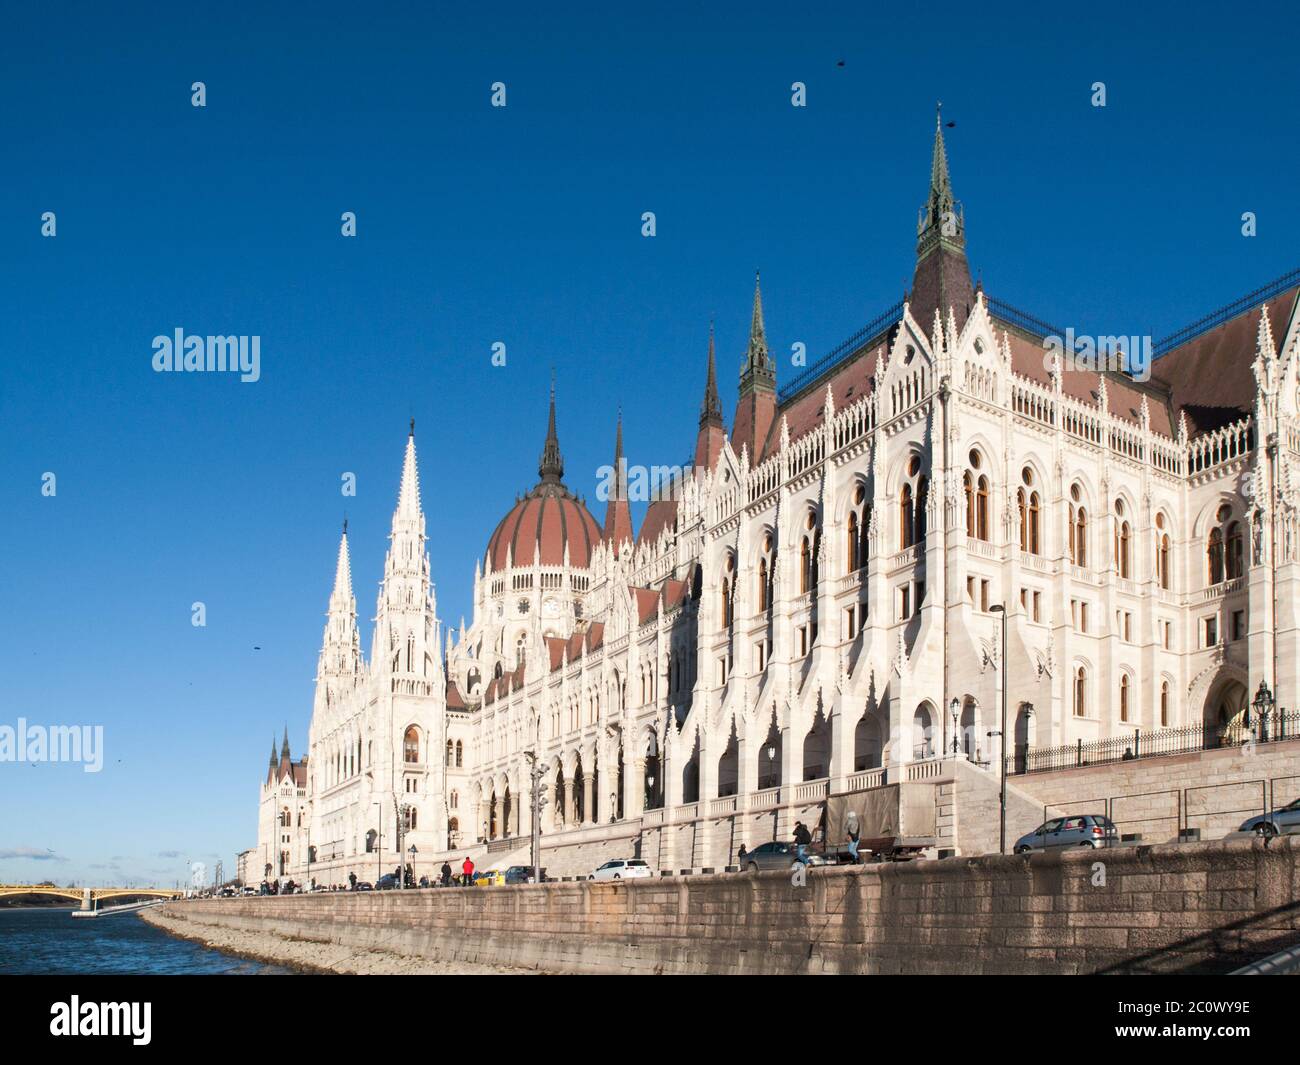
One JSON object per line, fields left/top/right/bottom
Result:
{"left": 763, "top": 339, "right": 889, "bottom": 460}
{"left": 637, "top": 498, "right": 678, "bottom": 547}
{"left": 659, "top": 578, "right": 688, "bottom": 612}
{"left": 545, "top": 635, "right": 567, "bottom": 671}
{"left": 632, "top": 587, "right": 659, "bottom": 624}
{"left": 1149, "top": 288, "right": 1298, "bottom": 437}
{"left": 486, "top": 484, "right": 602, "bottom": 572}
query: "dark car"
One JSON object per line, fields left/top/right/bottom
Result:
{"left": 353, "top": 881, "right": 374, "bottom": 892}
{"left": 1014, "top": 814, "right": 1118, "bottom": 853}
{"left": 741, "top": 841, "right": 832, "bottom": 872}
{"left": 376, "top": 873, "right": 400, "bottom": 890}
{"left": 1239, "top": 797, "right": 1300, "bottom": 837}
{"left": 503, "top": 866, "right": 537, "bottom": 884}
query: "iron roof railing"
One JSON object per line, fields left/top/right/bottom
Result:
{"left": 776, "top": 300, "right": 903, "bottom": 404}
{"left": 985, "top": 297, "right": 1064, "bottom": 342}
{"left": 1153, "top": 267, "right": 1300, "bottom": 358}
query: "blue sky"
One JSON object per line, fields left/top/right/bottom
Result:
{"left": 2, "top": 1, "right": 1297, "bottom": 885}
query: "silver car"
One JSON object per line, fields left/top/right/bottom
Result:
{"left": 1014, "top": 814, "right": 1117, "bottom": 853}
{"left": 1239, "top": 797, "right": 1300, "bottom": 837}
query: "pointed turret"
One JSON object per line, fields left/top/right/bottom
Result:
{"left": 269, "top": 737, "right": 277, "bottom": 766}
{"left": 396, "top": 421, "right": 422, "bottom": 521}
{"left": 733, "top": 273, "right": 778, "bottom": 461}
{"left": 603, "top": 411, "right": 634, "bottom": 549}
{"left": 372, "top": 425, "right": 440, "bottom": 681}
{"left": 318, "top": 520, "right": 362, "bottom": 688}
{"left": 910, "top": 104, "right": 975, "bottom": 334}
{"left": 281, "top": 726, "right": 290, "bottom": 761}
{"left": 538, "top": 373, "right": 564, "bottom": 485}
{"left": 695, "top": 323, "right": 727, "bottom": 472}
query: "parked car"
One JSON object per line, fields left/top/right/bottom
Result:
{"left": 590, "top": 859, "right": 653, "bottom": 881}
{"left": 1239, "top": 797, "right": 1300, "bottom": 837}
{"left": 741, "top": 841, "right": 833, "bottom": 872}
{"left": 1014, "top": 814, "right": 1117, "bottom": 853}
{"left": 219, "top": 887, "right": 236, "bottom": 897}
{"left": 353, "top": 881, "right": 374, "bottom": 891}
{"left": 503, "top": 865, "right": 538, "bottom": 884}
{"left": 375, "top": 873, "right": 401, "bottom": 890}
{"left": 473, "top": 869, "right": 505, "bottom": 886}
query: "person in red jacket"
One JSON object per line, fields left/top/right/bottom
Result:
{"left": 461, "top": 856, "right": 475, "bottom": 886}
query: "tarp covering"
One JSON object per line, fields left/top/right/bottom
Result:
{"left": 826, "top": 784, "right": 900, "bottom": 845}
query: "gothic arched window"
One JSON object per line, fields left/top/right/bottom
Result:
{"left": 1226, "top": 521, "right": 1244, "bottom": 580}
{"left": 1114, "top": 500, "right": 1131, "bottom": 579}
{"left": 1156, "top": 513, "right": 1170, "bottom": 589}
{"left": 900, "top": 483, "right": 915, "bottom": 549}
{"left": 403, "top": 726, "right": 419, "bottom": 764}
{"left": 1207, "top": 526, "right": 1225, "bottom": 585}
{"left": 1017, "top": 468, "right": 1041, "bottom": 555}
{"left": 1073, "top": 667, "right": 1087, "bottom": 718}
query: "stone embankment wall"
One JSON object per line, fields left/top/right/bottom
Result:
{"left": 159, "top": 835, "right": 1300, "bottom": 975}
{"left": 1009, "top": 739, "right": 1300, "bottom": 845}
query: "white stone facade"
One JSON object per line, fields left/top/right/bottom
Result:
{"left": 256, "top": 121, "right": 1300, "bottom": 881}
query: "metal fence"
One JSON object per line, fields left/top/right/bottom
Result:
{"left": 777, "top": 301, "right": 903, "bottom": 403}
{"left": 1006, "top": 710, "right": 1300, "bottom": 776}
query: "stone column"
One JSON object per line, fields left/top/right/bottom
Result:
{"left": 828, "top": 690, "right": 854, "bottom": 789}
{"left": 581, "top": 766, "right": 594, "bottom": 827}
{"left": 626, "top": 756, "right": 645, "bottom": 819}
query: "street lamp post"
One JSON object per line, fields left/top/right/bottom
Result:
{"left": 408, "top": 844, "right": 417, "bottom": 888}
{"left": 525, "top": 749, "right": 546, "bottom": 884}
{"left": 372, "top": 801, "right": 382, "bottom": 885}
{"left": 991, "top": 604, "right": 1008, "bottom": 854}
{"left": 950, "top": 697, "right": 960, "bottom": 757}
{"left": 1251, "top": 679, "right": 1274, "bottom": 740}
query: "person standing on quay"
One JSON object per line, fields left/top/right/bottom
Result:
{"left": 462, "top": 856, "right": 475, "bottom": 886}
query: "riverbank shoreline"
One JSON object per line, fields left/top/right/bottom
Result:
{"left": 140, "top": 906, "right": 544, "bottom": 975}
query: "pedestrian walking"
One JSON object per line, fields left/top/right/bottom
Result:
{"left": 793, "top": 821, "right": 812, "bottom": 864}
{"left": 845, "top": 810, "right": 861, "bottom": 864}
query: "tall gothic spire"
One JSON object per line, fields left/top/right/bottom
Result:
{"left": 395, "top": 427, "right": 422, "bottom": 520}
{"left": 695, "top": 323, "right": 727, "bottom": 471}
{"left": 281, "top": 726, "right": 290, "bottom": 760}
{"left": 374, "top": 426, "right": 438, "bottom": 677}
{"left": 733, "top": 273, "right": 778, "bottom": 462}
{"left": 269, "top": 736, "right": 277, "bottom": 766}
{"left": 739, "top": 272, "right": 776, "bottom": 397}
{"left": 331, "top": 521, "right": 353, "bottom": 605}
{"left": 603, "top": 409, "right": 634, "bottom": 548}
{"left": 700, "top": 321, "right": 723, "bottom": 428}
{"left": 911, "top": 103, "right": 974, "bottom": 334}
{"left": 538, "top": 374, "right": 565, "bottom": 485}
{"left": 319, "top": 520, "right": 361, "bottom": 684}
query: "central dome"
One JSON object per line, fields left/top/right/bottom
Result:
{"left": 485, "top": 383, "right": 602, "bottom": 573}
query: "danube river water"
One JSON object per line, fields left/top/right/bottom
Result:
{"left": 0, "top": 907, "right": 301, "bottom": 975}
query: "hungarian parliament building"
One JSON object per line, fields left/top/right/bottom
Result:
{"left": 254, "top": 117, "right": 1300, "bottom": 884}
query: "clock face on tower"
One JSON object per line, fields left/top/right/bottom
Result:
{"left": 543, "top": 597, "right": 559, "bottom": 617}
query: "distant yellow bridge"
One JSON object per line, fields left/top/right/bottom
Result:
{"left": 0, "top": 884, "right": 185, "bottom": 910}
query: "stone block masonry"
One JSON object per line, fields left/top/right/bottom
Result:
{"left": 159, "top": 835, "right": 1300, "bottom": 975}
